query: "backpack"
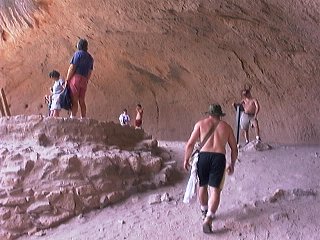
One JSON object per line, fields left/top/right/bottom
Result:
{"left": 59, "top": 86, "right": 72, "bottom": 110}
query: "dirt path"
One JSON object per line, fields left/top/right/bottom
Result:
{"left": 21, "top": 142, "right": 320, "bottom": 240}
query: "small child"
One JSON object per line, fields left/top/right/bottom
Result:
{"left": 135, "top": 104, "right": 143, "bottom": 129}
{"left": 48, "top": 70, "right": 65, "bottom": 117}
{"left": 119, "top": 108, "right": 131, "bottom": 126}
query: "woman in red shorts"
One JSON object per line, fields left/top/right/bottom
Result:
{"left": 65, "top": 39, "right": 94, "bottom": 118}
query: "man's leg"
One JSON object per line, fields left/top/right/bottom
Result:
{"left": 203, "top": 187, "right": 221, "bottom": 233}
{"left": 242, "top": 129, "right": 249, "bottom": 143}
{"left": 240, "top": 113, "right": 250, "bottom": 143}
{"left": 207, "top": 187, "right": 221, "bottom": 215}
{"left": 252, "top": 119, "right": 261, "bottom": 140}
{"left": 198, "top": 186, "right": 208, "bottom": 219}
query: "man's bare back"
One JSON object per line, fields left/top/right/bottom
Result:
{"left": 183, "top": 114, "right": 238, "bottom": 173}
{"left": 198, "top": 118, "right": 236, "bottom": 155}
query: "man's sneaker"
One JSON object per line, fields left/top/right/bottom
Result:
{"left": 202, "top": 216, "right": 213, "bottom": 234}
{"left": 201, "top": 210, "right": 208, "bottom": 220}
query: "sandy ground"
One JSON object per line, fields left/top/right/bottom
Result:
{"left": 19, "top": 141, "right": 320, "bottom": 240}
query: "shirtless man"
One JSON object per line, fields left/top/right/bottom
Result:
{"left": 183, "top": 104, "right": 238, "bottom": 233}
{"left": 239, "top": 89, "right": 261, "bottom": 143}
{"left": 135, "top": 104, "right": 143, "bottom": 129}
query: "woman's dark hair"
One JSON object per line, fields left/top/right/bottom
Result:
{"left": 77, "top": 38, "right": 88, "bottom": 51}
{"left": 48, "top": 70, "right": 60, "bottom": 79}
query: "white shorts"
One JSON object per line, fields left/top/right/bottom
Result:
{"left": 240, "top": 112, "right": 255, "bottom": 130}
{"left": 50, "top": 94, "right": 61, "bottom": 111}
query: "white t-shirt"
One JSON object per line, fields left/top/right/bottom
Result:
{"left": 119, "top": 113, "right": 130, "bottom": 126}
{"left": 52, "top": 79, "right": 65, "bottom": 94}
{"left": 50, "top": 79, "right": 65, "bottom": 110}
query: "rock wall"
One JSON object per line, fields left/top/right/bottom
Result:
{"left": 0, "top": 0, "right": 319, "bottom": 144}
{"left": 0, "top": 0, "right": 46, "bottom": 45}
{"left": 0, "top": 116, "right": 176, "bottom": 239}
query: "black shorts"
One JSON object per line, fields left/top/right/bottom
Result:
{"left": 197, "top": 152, "right": 226, "bottom": 189}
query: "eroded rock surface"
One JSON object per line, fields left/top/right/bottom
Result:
{"left": 0, "top": 0, "right": 319, "bottom": 144}
{"left": 0, "top": 115, "right": 176, "bottom": 239}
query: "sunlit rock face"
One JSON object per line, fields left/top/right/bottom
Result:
{"left": 0, "top": 0, "right": 44, "bottom": 44}
{"left": 0, "top": 0, "right": 319, "bottom": 144}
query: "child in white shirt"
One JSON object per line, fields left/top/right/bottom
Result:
{"left": 48, "top": 70, "right": 65, "bottom": 117}
{"left": 119, "top": 109, "right": 131, "bottom": 126}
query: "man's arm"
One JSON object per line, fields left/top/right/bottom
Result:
{"left": 183, "top": 122, "right": 200, "bottom": 170}
{"left": 253, "top": 99, "right": 260, "bottom": 119}
{"left": 226, "top": 126, "right": 238, "bottom": 175}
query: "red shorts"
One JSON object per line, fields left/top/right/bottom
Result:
{"left": 135, "top": 119, "right": 142, "bottom": 128}
{"left": 69, "top": 74, "right": 88, "bottom": 99}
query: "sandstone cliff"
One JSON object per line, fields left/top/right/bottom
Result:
{"left": 0, "top": 0, "right": 319, "bottom": 144}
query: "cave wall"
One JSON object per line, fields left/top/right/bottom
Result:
{"left": 0, "top": 0, "right": 319, "bottom": 144}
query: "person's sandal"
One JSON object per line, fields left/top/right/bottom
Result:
{"left": 202, "top": 216, "right": 213, "bottom": 234}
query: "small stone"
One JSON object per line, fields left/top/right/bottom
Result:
{"left": 100, "top": 194, "right": 109, "bottom": 208}
{"left": 7, "top": 187, "right": 24, "bottom": 196}
{"left": 30, "top": 152, "right": 39, "bottom": 161}
{"left": 160, "top": 192, "right": 171, "bottom": 202}
{"left": 3, "top": 196, "right": 27, "bottom": 206}
{"left": 82, "top": 195, "right": 100, "bottom": 209}
{"left": 27, "top": 201, "right": 52, "bottom": 214}
{"left": 268, "top": 189, "right": 285, "bottom": 203}
{"left": 148, "top": 194, "right": 161, "bottom": 205}
{"left": 52, "top": 192, "right": 75, "bottom": 212}
{"left": 38, "top": 212, "right": 72, "bottom": 228}
{"left": 46, "top": 191, "right": 62, "bottom": 203}
{"left": 28, "top": 227, "right": 38, "bottom": 236}
{"left": 38, "top": 133, "right": 50, "bottom": 147}
{"left": 131, "top": 196, "right": 139, "bottom": 204}
{"left": 107, "top": 191, "right": 125, "bottom": 204}
{"left": 76, "top": 184, "right": 96, "bottom": 196}
{"left": 35, "top": 230, "right": 46, "bottom": 236}
{"left": 128, "top": 155, "right": 141, "bottom": 173}
{"left": 25, "top": 188, "right": 35, "bottom": 196}
{"left": 0, "top": 207, "right": 11, "bottom": 220}
{"left": 159, "top": 152, "right": 171, "bottom": 161}
{"left": 269, "top": 212, "right": 288, "bottom": 221}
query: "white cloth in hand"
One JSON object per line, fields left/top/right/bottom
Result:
{"left": 183, "top": 152, "right": 199, "bottom": 204}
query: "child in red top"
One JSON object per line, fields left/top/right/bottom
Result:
{"left": 135, "top": 104, "right": 143, "bottom": 129}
